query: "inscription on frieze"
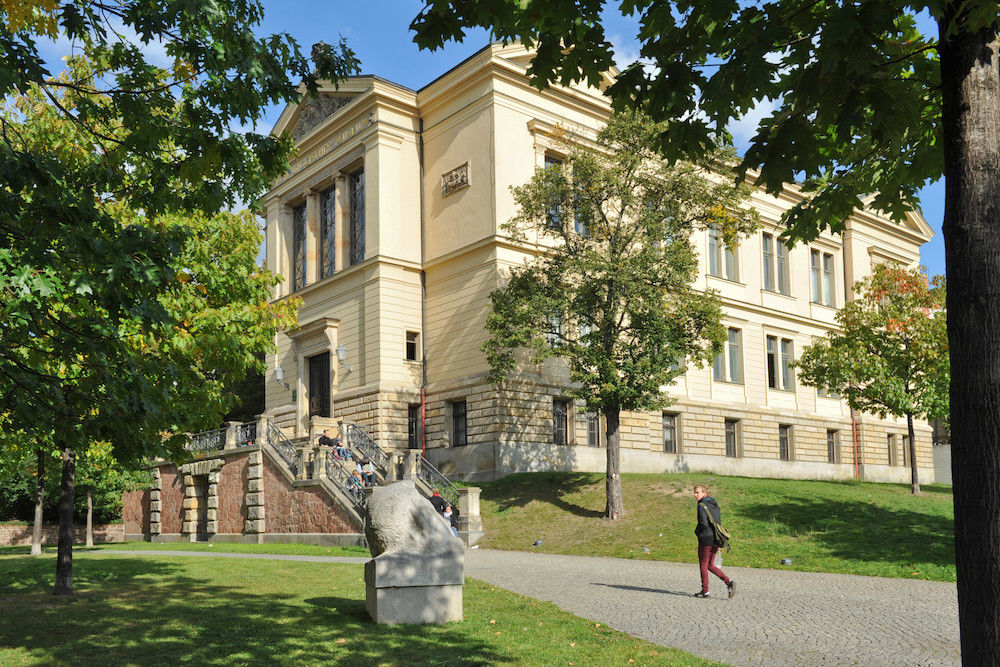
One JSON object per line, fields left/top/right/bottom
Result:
{"left": 441, "top": 162, "right": 470, "bottom": 197}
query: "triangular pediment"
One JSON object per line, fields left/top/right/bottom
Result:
{"left": 288, "top": 93, "right": 359, "bottom": 141}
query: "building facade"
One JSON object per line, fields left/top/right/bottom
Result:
{"left": 262, "top": 43, "right": 936, "bottom": 484}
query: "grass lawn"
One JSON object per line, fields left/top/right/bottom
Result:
{"left": 0, "top": 553, "right": 717, "bottom": 666}
{"left": 475, "top": 472, "right": 956, "bottom": 582}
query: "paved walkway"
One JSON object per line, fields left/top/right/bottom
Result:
{"left": 465, "top": 549, "right": 960, "bottom": 666}
{"left": 101, "top": 549, "right": 960, "bottom": 665}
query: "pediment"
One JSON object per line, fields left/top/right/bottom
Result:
{"left": 289, "top": 93, "right": 358, "bottom": 141}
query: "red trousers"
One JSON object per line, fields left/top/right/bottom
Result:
{"left": 698, "top": 544, "right": 730, "bottom": 592}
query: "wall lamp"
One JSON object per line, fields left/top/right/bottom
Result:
{"left": 336, "top": 344, "right": 353, "bottom": 372}
{"left": 274, "top": 365, "right": 290, "bottom": 389}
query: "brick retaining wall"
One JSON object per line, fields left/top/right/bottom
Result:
{"left": 0, "top": 523, "right": 125, "bottom": 546}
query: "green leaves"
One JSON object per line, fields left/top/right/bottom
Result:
{"left": 796, "top": 265, "right": 949, "bottom": 424}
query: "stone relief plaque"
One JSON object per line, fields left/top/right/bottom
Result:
{"left": 292, "top": 94, "right": 354, "bottom": 141}
{"left": 441, "top": 162, "right": 470, "bottom": 197}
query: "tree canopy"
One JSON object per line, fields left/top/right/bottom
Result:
{"left": 796, "top": 264, "right": 948, "bottom": 493}
{"left": 484, "top": 111, "right": 757, "bottom": 518}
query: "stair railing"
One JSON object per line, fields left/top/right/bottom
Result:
{"left": 417, "top": 454, "right": 460, "bottom": 509}
{"left": 237, "top": 421, "right": 257, "bottom": 448}
{"left": 343, "top": 423, "right": 390, "bottom": 473}
{"left": 325, "top": 450, "right": 366, "bottom": 513}
{"left": 265, "top": 420, "right": 298, "bottom": 477}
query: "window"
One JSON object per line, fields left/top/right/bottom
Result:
{"left": 451, "top": 400, "right": 467, "bottom": 447}
{"left": 544, "top": 155, "right": 562, "bottom": 229}
{"left": 767, "top": 336, "right": 795, "bottom": 391}
{"left": 708, "top": 225, "right": 738, "bottom": 280}
{"left": 578, "top": 322, "right": 593, "bottom": 347}
{"left": 349, "top": 169, "right": 365, "bottom": 265}
{"left": 887, "top": 433, "right": 897, "bottom": 466}
{"left": 553, "top": 399, "right": 569, "bottom": 445}
{"left": 546, "top": 314, "right": 563, "bottom": 346}
{"left": 407, "top": 404, "right": 422, "bottom": 450}
{"left": 725, "top": 419, "right": 740, "bottom": 458}
{"left": 292, "top": 203, "right": 306, "bottom": 291}
{"left": 762, "top": 232, "right": 790, "bottom": 295}
{"left": 573, "top": 166, "right": 591, "bottom": 236}
{"left": 902, "top": 435, "right": 911, "bottom": 468}
{"left": 781, "top": 338, "right": 794, "bottom": 391}
{"left": 663, "top": 413, "right": 679, "bottom": 454}
{"left": 405, "top": 331, "right": 419, "bottom": 361}
{"left": 319, "top": 186, "right": 336, "bottom": 279}
{"left": 778, "top": 424, "right": 792, "bottom": 461}
{"left": 713, "top": 327, "right": 743, "bottom": 384}
{"left": 817, "top": 385, "right": 840, "bottom": 399}
{"left": 827, "top": 430, "right": 839, "bottom": 464}
{"left": 811, "top": 249, "right": 835, "bottom": 306}
{"left": 586, "top": 413, "right": 601, "bottom": 448}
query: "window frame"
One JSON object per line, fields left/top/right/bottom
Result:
{"left": 713, "top": 327, "right": 743, "bottom": 384}
{"left": 827, "top": 429, "right": 839, "bottom": 464}
{"left": 319, "top": 185, "right": 336, "bottom": 279}
{"left": 553, "top": 398, "right": 569, "bottom": 446}
{"left": 586, "top": 413, "right": 601, "bottom": 448}
{"left": 404, "top": 331, "right": 420, "bottom": 361}
{"left": 724, "top": 419, "right": 741, "bottom": 458}
{"left": 663, "top": 412, "right": 680, "bottom": 454}
{"left": 778, "top": 424, "right": 792, "bottom": 461}
{"left": 708, "top": 225, "right": 738, "bottom": 281}
{"left": 292, "top": 202, "right": 307, "bottom": 291}
{"left": 451, "top": 400, "right": 468, "bottom": 447}
{"left": 349, "top": 169, "right": 365, "bottom": 266}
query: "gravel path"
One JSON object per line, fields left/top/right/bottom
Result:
{"left": 465, "top": 549, "right": 960, "bottom": 666}
{"left": 97, "top": 548, "right": 960, "bottom": 665}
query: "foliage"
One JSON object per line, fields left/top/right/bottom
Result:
{"left": 796, "top": 264, "right": 949, "bottom": 425}
{"left": 411, "top": 0, "right": 967, "bottom": 243}
{"left": 473, "top": 471, "right": 956, "bottom": 582}
{"left": 0, "top": 555, "right": 713, "bottom": 665}
{"left": 485, "top": 111, "right": 757, "bottom": 414}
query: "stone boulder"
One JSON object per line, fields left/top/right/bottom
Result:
{"left": 363, "top": 480, "right": 464, "bottom": 624}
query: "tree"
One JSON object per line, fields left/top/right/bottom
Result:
{"left": 483, "top": 112, "right": 757, "bottom": 519}
{"left": 796, "top": 265, "right": 948, "bottom": 494}
{"left": 410, "top": 1, "right": 1000, "bottom": 655}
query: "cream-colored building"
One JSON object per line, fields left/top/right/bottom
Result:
{"left": 262, "top": 43, "right": 936, "bottom": 484}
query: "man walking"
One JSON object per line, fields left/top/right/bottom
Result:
{"left": 693, "top": 484, "right": 735, "bottom": 599}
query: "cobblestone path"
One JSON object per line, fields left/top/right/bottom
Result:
{"left": 465, "top": 549, "right": 960, "bottom": 666}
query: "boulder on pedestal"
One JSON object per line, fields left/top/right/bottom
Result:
{"left": 363, "top": 480, "right": 464, "bottom": 624}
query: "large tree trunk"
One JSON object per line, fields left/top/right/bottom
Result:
{"left": 939, "top": 12, "right": 1000, "bottom": 660}
{"left": 604, "top": 406, "right": 624, "bottom": 520}
{"left": 906, "top": 412, "right": 920, "bottom": 495}
{"left": 86, "top": 488, "right": 94, "bottom": 548}
{"left": 31, "top": 448, "right": 44, "bottom": 557}
{"left": 53, "top": 446, "right": 76, "bottom": 596}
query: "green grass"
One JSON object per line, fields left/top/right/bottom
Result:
{"left": 96, "top": 540, "right": 370, "bottom": 557}
{"left": 0, "top": 552, "right": 719, "bottom": 666}
{"left": 476, "top": 472, "right": 956, "bottom": 582}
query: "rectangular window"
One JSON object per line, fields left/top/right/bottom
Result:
{"left": 708, "top": 225, "right": 738, "bottom": 280}
{"left": 827, "top": 430, "right": 839, "bottom": 464}
{"left": 586, "top": 413, "right": 601, "bottom": 448}
{"left": 810, "top": 249, "right": 821, "bottom": 303}
{"left": 762, "top": 233, "right": 775, "bottom": 292}
{"left": 776, "top": 240, "right": 789, "bottom": 295}
{"left": 714, "top": 327, "right": 743, "bottom": 384}
{"left": 778, "top": 424, "right": 791, "bottom": 461}
{"left": 663, "top": 413, "right": 679, "bottom": 454}
{"left": 405, "top": 331, "right": 419, "bottom": 361}
{"left": 887, "top": 434, "right": 897, "bottom": 466}
{"left": 780, "top": 338, "right": 794, "bottom": 391}
{"left": 902, "top": 435, "right": 911, "bottom": 468}
{"left": 766, "top": 336, "right": 778, "bottom": 389}
{"left": 407, "top": 404, "right": 422, "bottom": 450}
{"left": 451, "top": 400, "right": 467, "bottom": 447}
{"left": 822, "top": 252, "right": 835, "bottom": 306}
{"left": 725, "top": 419, "right": 740, "bottom": 458}
{"left": 292, "top": 203, "right": 306, "bottom": 291}
{"left": 553, "top": 399, "right": 569, "bottom": 446}
{"left": 546, "top": 314, "right": 563, "bottom": 346}
{"left": 319, "top": 185, "right": 336, "bottom": 279}
{"left": 349, "top": 169, "right": 365, "bottom": 266}
{"left": 573, "top": 166, "right": 591, "bottom": 236}
{"left": 545, "top": 155, "right": 562, "bottom": 230}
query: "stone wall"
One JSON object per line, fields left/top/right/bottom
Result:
{"left": 0, "top": 523, "right": 124, "bottom": 546}
{"left": 263, "top": 457, "right": 357, "bottom": 533}
{"left": 216, "top": 452, "right": 249, "bottom": 534}
{"left": 122, "top": 488, "right": 151, "bottom": 535}
{"left": 158, "top": 465, "right": 185, "bottom": 534}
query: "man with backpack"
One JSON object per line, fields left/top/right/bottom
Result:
{"left": 693, "top": 484, "right": 735, "bottom": 599}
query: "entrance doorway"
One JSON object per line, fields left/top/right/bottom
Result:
{"left": 309, "top": 352, "right": 331, "bottom": 418}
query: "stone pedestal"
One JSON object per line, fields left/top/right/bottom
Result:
{"left": 364, "top": 551, "right": 463, "bottom": 624}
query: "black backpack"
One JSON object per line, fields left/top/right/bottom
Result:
{"left": 699, "top": 501, "right": 732, "bottom": 551}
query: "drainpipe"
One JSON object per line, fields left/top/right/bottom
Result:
{"left": 418, "top": 117, "right": 428, "bottom": 458}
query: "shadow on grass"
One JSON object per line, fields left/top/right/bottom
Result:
{"left": 485, "top": 471, "right": 604, "bottom": 519}
{"left": 0, "top": 557, "right": 506, "bottom": 666}
{"left": 739, "top": 496, "right": 954, "bottom": 568}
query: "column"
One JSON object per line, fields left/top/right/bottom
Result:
{"left": 245, "top": 450, "right": 265, "bottom": 543}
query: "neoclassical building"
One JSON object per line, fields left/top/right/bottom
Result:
{"left": 262, "top": 42, "right": 935, "bottom": 484}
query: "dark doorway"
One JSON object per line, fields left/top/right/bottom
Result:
{"left": 194, "top": 475, "right": 209, "bottom": 540}
{"left": 309, "top": 352, "right": 331, "bottom": 418}
{"left": 408, "top": 403, "right": 422, "bottom": 449}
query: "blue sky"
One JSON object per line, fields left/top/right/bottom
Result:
{"left": 35, "top": 0, "right": 948, "bottom": 277}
